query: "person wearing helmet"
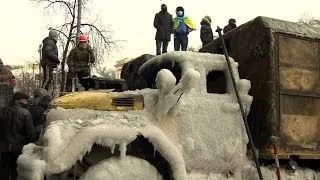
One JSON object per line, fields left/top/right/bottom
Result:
{"left": 66, "top": 34, "right": 96, "bottom": 92}
{"left": 173, "top": 6, "right": 196, "bottom": 51}
{"left": 223, "top": 18, "right": 237, "bottom": 34}
{"left": 41, "top": 30, "right": 60, "bottom": 91}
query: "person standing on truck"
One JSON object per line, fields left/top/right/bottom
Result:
{"left": 0, "top": 92, "right": 35, "bottom": 180}
{"left": 66, "top": 34, "right": 96, "bottom": 92}
{"left": 153, "top": 4, "right": 174, "bottom": 55}
{"left": 41, "top": 30, "right": 60, "bottom": 91}
{"left": 173, "top": 6, "right": 196, "bottom": 51}
{"left": 200, "top": 16, "right": 214, "bottom": 47}
{"left": 223, "top": 18, "right": 237, "bottom": 34}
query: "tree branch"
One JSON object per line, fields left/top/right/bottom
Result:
{"left": 43, "top": 0, "right": 74, "bottom": 16}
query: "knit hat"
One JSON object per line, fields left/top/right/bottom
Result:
{"left": 176, "top": 6, "right": 184, "bottom": 12}
{"left": 49, "top": 29, "right": 58, "bottom": 41}
{"left": 34, "top": 88, "right": 49, "bottom": 98}
{"left": 13, "top": 92, "right": 29, "bottom": 100}
{"left": 229, "top": 18, "right": 236, "bottom": 24}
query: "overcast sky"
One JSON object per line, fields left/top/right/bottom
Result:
{"left": 0, "top": 0, "right": 319, "bottom": 68}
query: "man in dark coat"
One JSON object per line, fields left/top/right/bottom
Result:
{"left": 223, "top": 18, "right": 237, "bottom": 34}
{"left": 28, "top": 88, "right": 51, "bottom": 140}
{"left": 0, "top": 92, "right": 35, "bottom": 180}
{"left": 41, "top": 30, "right": 60, "bottom": 91}
{"left": 153, "top": 4, "right": 174, "bottom": 55}
{"left": 200, "top": 16, "right": 214, "bottom": 47}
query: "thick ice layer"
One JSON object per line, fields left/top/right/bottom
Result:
{"left": 79, "top": 156, "right": 163, "bottom": 180}
{"left": 20, "top": 52, "right": 320, "bottom": 179}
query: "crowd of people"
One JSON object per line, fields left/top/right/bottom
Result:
{"left": 0, "top": 5, "right": 238, "bottom": 179}
{"left": 0, "top": 27, "right": 95, "bottom": 179}
{"left": 0, "top": 87, "right": 51, "bottom": 179}
{"left": 153, "top": 4, "right": 237, "bottom": 55}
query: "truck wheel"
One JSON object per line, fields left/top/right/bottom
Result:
{"left": 79, "top": 155, "right": 163, "bottom": 180}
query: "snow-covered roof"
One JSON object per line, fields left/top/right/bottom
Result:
{"left": 250, "top": 16, "right": 320, "bottom": 39}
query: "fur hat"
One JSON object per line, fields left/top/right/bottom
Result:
{"left": 202, "top": 16, "right": 212, "bottom": 26}
{"left": 204, "top": 16, "right": 212, "bottom": 22}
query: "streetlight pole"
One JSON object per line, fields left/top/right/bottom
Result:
{"left": 38, "top": 44, "right": 42, "bottom": 87}
{"left": 76, "top": 0, "right": 82, "bottom": 45}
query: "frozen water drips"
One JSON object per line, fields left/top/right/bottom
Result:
{"left": 153, "top": 68, "right": 200, "bottom": 118}
{"left": 119, "top": 142, "right": 127, "bottom": 158}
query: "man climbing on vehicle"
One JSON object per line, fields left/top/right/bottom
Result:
{"left": 173, "top": 6, "right": 196, "bottom": 51}
{"left": 41, "top": 29, "right": 60, "bottom": 91}
{"left": 66, "top": 34, "right": 96, "bottom": 92}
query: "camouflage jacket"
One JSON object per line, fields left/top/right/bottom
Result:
{"left": 67, "top": 45, "right": 96, "bottom": 72}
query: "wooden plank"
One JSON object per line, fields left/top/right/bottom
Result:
{"left": 279, "top": 36, "right": 319, "bottom": 92}
{"left": 279, "top": 36, "right": 318, "bottom": 68}
{"left": 279, "top": 66, "right": 319, "bottom": 91}
{"left": 281, "top": 114, "right": 320, "bottom": 149}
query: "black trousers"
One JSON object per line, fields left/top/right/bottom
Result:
{"left": 0, "top": 151, "right": 19, "bottom": 180}
{"left": 66, "top": 69, "right": 90, "bottom": 92}
{"left": 41, "top": 65, "right": 54, "bottom": 91}
{"left": 156, "top": 40, "right": 169, "bottom": 55}
{"left": 174, "top": 35, "right": 188, "bottom": 51}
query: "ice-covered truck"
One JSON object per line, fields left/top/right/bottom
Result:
{"left": 17, "top": 51, "right": 254, "bottom": 180}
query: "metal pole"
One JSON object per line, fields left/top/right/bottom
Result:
{"left": 38, "top": 44, "right": 42, "bottom": 87}
{"left": 76, "top": 0, "right": 82, "bottom": 45}
{"left": 216, "top": 26, "right": 263, "bottom": 180}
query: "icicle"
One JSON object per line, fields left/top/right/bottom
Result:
{"left": 119, "top": 142, "right": 127, "bottom": 158}
{"left": 153, "top": 147, "right": 156, "bottom": 158}
{"left": 110, "top": 144, "right": 116, "bottom": 154}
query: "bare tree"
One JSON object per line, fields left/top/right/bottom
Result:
{"left": 298, "top": 14, "right": 320, "bottom": 27}
{"left": 14, "top": 62, "right": 40, "bottom": 96}
{"left": 34, "top": 0, "right": 121, "bottom": 91}
{"left": 95, "top": 65, "right": 116, "bottom": 79}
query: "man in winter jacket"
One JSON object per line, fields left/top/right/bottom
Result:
{"left": 41, "top": 30, "right": 60, "bottom": 91}
{"left": 200, "top": 16, "right": 214, "bottom": 47}
{"left": 28, "top": 88, "right": 51, "bottom": 140}
{"left": 173, "top": 6, "right": 196, "bottom": 51}
{"left": 66, "top": 35, "right": 96, "bottom": 92}
{"left": 153, "top": 4, "right": 174, "bottom": 55}
{"left": 0, "top": 92, "right": 35, "bottom": 180}
{"left": 223, "top": 18, "right": 237, "bottom": 34}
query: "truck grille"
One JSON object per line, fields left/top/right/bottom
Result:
{"left": 112, "top": 97, "right": 134, "bottom": 107}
